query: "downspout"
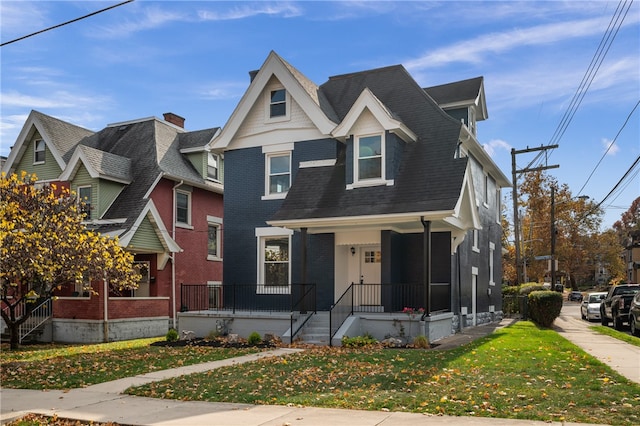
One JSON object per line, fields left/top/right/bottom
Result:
{"left": 171, "top": 180, "right": 183, "bottom": 330}
{"left": 103, "top": 272, "right": 109, "bottom": 342}
{"left": 420, "top": 217, "right": 431, "bottom": 319}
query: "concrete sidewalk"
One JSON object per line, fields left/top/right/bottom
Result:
{"left": 1, "top": 316, "right": 635, "bottom": 426}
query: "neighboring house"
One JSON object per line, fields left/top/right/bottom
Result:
{"left": 1, "top": 111, "right": 223, "bottom": 343}
{"left": 625, "top": 230, "right": 640, "bottom": 283}
{"left": 191, "top": 51, "right": 510, "bottom": 344}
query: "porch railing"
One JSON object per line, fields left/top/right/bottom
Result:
{"left": 2, "top": 298, "right": 52, "bottom": 344}
{"left": 180, "top": 283, "right": 317, "bottom": 314}
{"left": 329, "top": 282, "right": 450, "bottom": 344}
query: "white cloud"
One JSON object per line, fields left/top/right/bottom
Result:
{"left": 198, "top": 2, "right": 302, "bottom": 21}
{"left": 0, "top": 1, "right": 48, "bottom": 40}
{"left": 601, "top": 138, "right": 619, "bottom": 156}
{"left": 197, "top": 81, "right": 248, "bottom": 100}
{"left": 404, "top": 14, "right": 638, "bottom": 71}
{"left": 483, "top": 139, "right": 512, "bottom": 157}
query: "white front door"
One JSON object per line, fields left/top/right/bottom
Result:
{"left": 356, "top": 246, "right": 381, "bottom": 306}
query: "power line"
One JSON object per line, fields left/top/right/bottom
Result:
{"left": 594, "top": 154, "right": 640, "bottom": 210}
{"left": 576, "top": 99, "right": 640, "bottom": 196}
{"left": 1, "top": 0, "right": 134, "bottom": 47}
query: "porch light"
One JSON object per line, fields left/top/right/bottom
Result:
{"left": 350, "top": 246, "right": 356, "bottom": 256}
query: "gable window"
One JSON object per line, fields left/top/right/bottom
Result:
{"left": 207, "top": 153, "right": 219, "bottom": 181}
{"left": 176, "top": 190, "right": 191, "bottom": 225}
{"left": 78, "top": 186, "right": 92, "bottom": 219}
{"left": 34, "top": 139, "right": 45, "bottom": 163}
{"left": 356, "top": 134, "right": 383, "bottom": 181}
{"left": 267, "top": 153, "right": 290, "bottom": 196}
{"left": 270, "top": 89, "right": 287, "bottom": 118}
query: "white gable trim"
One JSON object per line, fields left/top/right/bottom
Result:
{"left": 450, "top": 162, "right": 481, "bottom": 232}
{"left": 212, "top": 51, "right": 336, "bottom": 150}
{"left": 2, "top": 111, "right": 67, "bottom": 174}
{"left": 332, "top": 88, "right": 417, "bottom": 143}
{"left": 119, "top": 199, "right": 182, "bottom": 253}
{"left": 59, "top": 147, "right": 131, "bottom": 184}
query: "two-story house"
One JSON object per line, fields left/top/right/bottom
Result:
{"left": 195, "top": 51, "right": 510, "bottom": 344}
{"left": 1, "top": 111, "right": 223, "bottom": 343}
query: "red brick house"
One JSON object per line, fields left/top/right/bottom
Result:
{"left": 1, "top": 111, "right": 223, "bottom": 343}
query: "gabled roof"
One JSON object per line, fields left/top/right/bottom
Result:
{"left": 2, "top": 110, "right": 94, "bottom": 174}
{"left": 269, "top": 63, "right": 469, "bottom": 229}
{"left": 424, "top": 76, "right": 488, "bottom": 121}
{"left": 59, "top": 145, "right": 132, "bottom": 184}
{"left": 212, "top": 51, "right": 337, "bottom": 149}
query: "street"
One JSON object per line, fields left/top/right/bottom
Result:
{"left": 562, "top": 299, "right": 633, "bottom": 336}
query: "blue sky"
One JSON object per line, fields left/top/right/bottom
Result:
{"left": 1, "top": 1, "right": 638, "bottom": 229}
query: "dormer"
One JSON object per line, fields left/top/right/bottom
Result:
{"left": 424, "top": 76, "right": 487, "bottom": 138}
{"left": 332, "top": 88, "right": 416, "bottom": 189}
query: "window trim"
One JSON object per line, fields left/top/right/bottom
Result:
{"left": 256, "top": 227, "right": 293, "bottom": 294}
{"left": 77, "top": 185, "right": 92, "bottom": 220}
{"left": 207, "top": 152, "right": 220, "bottom": 182}
{"left": 175, "top": 189, "right": 192, "bottom": 228}
{"left": 207, "top": 215, "right": 222, "bottom": 261}
{"left": 489, "top": 242, "right": 495, "bottom": 286}
{"left": 349, "top": 132, "right": 393, "bottom": 189}
{"left": 265, "top": 87, "right": 290, "bottom": 123}
{"left": 34, "top": 139, "right": 45, "bottom": 164}
{"left": 472, "top": 229, "right": 480, "bottom": 253}
{"left": 262, "top": 151, "right": 291, "bottom": 200}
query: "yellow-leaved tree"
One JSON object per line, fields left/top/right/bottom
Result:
{"left": 1, "top": 172, "right": 140, "bottom": 349}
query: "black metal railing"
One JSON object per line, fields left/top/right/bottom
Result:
{"left": 329, "top": 282, "right": 451, "bottom": 344}
{"left": 180, "top": 283, "right": 316, "bottom": 314}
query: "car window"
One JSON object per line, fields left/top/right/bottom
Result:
{"left": 589, "top": 295, "right": 600, "bottom": 303}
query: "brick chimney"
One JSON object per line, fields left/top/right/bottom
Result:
{"left": 163, "top": 112, "right": 185, "bottom": 128}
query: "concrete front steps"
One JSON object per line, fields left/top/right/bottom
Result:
{"left": 297, "top": 311, "right": 330, "bottom": 345}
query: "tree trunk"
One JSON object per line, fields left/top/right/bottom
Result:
{"left": 8, "top": 323, "right": 20, "bottom": 350}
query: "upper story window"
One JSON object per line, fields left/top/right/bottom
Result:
{"left": 34, "top": 139, "right": 45, "bottom": 163}
{"left": 207, "top": 153, "right": 219, "bottom": 181}
{"left": 356, "top": 134, "right": 383, "bottom": 181}
{"left": 266, "top": 152, "right": 290, "bottom": 196}
{"left": 78, "top": 186, "right": 92, "bottom": 219}
{"left": 176, "top": 190, "right": 191, "bottom": 226}
{"left": 270, "top": 89, "right": 287, "bottom": 118}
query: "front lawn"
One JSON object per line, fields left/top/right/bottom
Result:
{"left": 0, "top": 338, "right": 261, "bottom": 389}
{"left": 128, "top": 322, "right": 640, "bottom": 425}
{"left": 589, "top": 325, "right": 640, "bottom": 347}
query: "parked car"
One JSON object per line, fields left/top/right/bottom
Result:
{"left": 568, "top": 291, "right": 583, "bottom": 302}
{"left": 628, "top": 291, "right": 640, "bottom": 337}
{"left": 581, "top": 292, "right": 606, "bottom": 321}
{"left": 600, "top": 284, "right": 640, "bottom": 330}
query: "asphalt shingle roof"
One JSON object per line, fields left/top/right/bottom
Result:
{"left": 271, "top": 65, "right": 468, "bottom": 222}
{"left": 424, "top": 76, "right": 483, "bottom": 106}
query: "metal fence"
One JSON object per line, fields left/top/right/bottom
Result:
{"left": 180, "top": 283, "right": 316, "bottom": 314}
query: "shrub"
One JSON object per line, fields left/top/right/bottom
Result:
{"left": 520, "top": 283, "right": 546, "bottom": 295}
{"left": 247, "top": 331, "right": 262, "bottom": 345}
{"left": 502, "top": 285, "right": 520, "bottom": 296}
{"left": 206, "top": 329, "right": 220, "bottom": 340}
{"left": 413, "top": 334, "right": 430, "bottom": 349}
{"left": 341, "top": 333, "right": 378, "bottom": 347}
{"left": 528, "top": 290, "right": 563, "bottom": 328}
{"left": 166, "top": 328, "right": 179, "bottom": 342}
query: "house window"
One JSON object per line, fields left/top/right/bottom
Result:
{"left": 270, "top": 89, "right": 287, "bottom": 118}
{"left": 483, "top": 174, "right": 489, "bottom": 207}
{"left": 207, "top": 153, "right": 219, "bottom": 181}
{"left": 468, "top": 107, "right": 476, "bottom": 136}
{"left": 267, "top": 153, "right": 291, "bottom": 196}
{"left": 356, "top": 134, "right": 383, "bottom": 181}
{"left": 176, "top": 190, "right": 191, "bottom": 225}
{"left": 208, "top": 224, "right": 218, "bottom": 257}
{"left": 78, "top": 186, "right": 92, "bottom": 219}
{"left": 262, "top": 236, "right": 289, "bottom": 287}
{"left": 489, "top": 242, "right": 495, "bottom": 286}
{"left": 364, "top": 250, "right": 381, "bottom": 263}
{"left": 34, "top": 139, "right": 45, "bottom": 163}
{"left": 472, "top": 229, "right": 479, "bottom": 252}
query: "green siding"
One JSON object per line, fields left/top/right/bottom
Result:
{"left": 14, "top": 132, "right": 63, "bottom": 180}
{"left": 129, "top": 216, "right": 164, "bottom": 252}
{"left": 71, "top": 166, "right": 97, "bottom": 220}
{"left": 187, "top": 152, "right": 206, "bottom": 178}
{"left": 97, "top": 179, "right": 124, "bottom": 217}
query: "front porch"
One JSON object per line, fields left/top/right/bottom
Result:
{"left": 178, "top": 283, "right": 458, "bottom": 345}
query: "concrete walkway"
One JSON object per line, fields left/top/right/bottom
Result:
{"left": 2, "top": 314, "right": 637, "bottom": 426}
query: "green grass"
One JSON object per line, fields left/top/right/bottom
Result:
{"left": 128, "top": 322, "right": 640, "bottom": 425}
{"left": 589, "top": 325, "right": 640, "bottom": 347}
{"left": 0, "top": 338, "right": 261, "bottom": 389}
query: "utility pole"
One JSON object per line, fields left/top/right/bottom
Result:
{"left": 550, "top": 186, "right": 556, "bottom": 288}
{"left": 511, "top": 145, "right": 559, "bottom": 284}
